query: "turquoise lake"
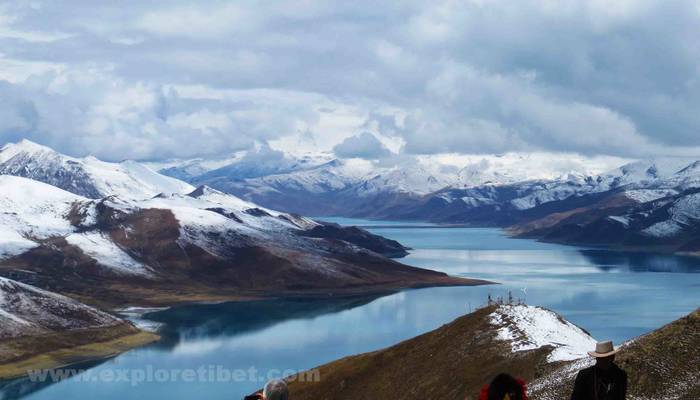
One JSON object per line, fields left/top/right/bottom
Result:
{"left": 1, "top": 220, "right": 698, "bottom": 399}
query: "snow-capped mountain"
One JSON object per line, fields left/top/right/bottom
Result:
{"left": 172, "top": 157, "right": 455, "bottom": 216}
{"left": 393, "top": 157, "right": 700, "bottom": 223}
{"left": 0, "top": 139, "right": 193, "bottom": 199}
{"left": 451, "top": 152, "right": 623, "bottom": 188}
{"left": 5, "top": 138, "right": 699, "bottom": 254}
{"left": 156, "top": 149, "right": 627, "bottom": 217}
{"left": 0, "top": 175, "right": 471, "bottom": 307}
{"left": 512, "top": 186, "right": 700, "bottom": 253}
{"left": 153, "top": 143, "right": 335, "bottom": 184}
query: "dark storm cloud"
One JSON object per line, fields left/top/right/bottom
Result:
{"left": 0, "top": 0, "right": 699, "bottom": 159}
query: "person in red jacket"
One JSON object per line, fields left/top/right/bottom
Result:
{"left": 479, "top": 373, "right": 528, "bottom": 400}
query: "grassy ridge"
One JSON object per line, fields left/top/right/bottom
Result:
{"left": 0, "top": 323, "right": 159, "bottom": 380}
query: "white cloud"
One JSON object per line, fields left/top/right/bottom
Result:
{"left": 0, "top": 0, "right": 698, "bottom": 159}
{"left": 333, "top": 132, "right": 393, "bottom": 159}
{"left": 134, "top": 4, "right": 260, "bottom": 38}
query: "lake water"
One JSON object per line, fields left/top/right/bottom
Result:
{"left": 2, "top": 220, "right": 699, "bottom": 399}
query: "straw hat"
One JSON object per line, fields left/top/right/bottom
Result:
{"left": 588, "top": 340, "right": 620, "bottom": 358}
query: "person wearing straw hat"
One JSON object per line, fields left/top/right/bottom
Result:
{"left": 570, "top": 341, "right": 627, "bottom": 400}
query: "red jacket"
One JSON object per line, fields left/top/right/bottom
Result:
{"left": 479, "top": 378, "right": 528, "bottom": 400}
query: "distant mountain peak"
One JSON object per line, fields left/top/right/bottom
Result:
{"left": 0, "top": 139, "right": 58, "bottom": 162}
{"left": 4, "top": 138, "right": 51, "bottom": 151}
{"left": 0, "top": 139, "right": 194, "bottom": 200}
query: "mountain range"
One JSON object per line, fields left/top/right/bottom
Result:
{"left": 3, "top": 139, "right": 700, "bottom": 258}
{"left": 149, "top": 142, "right": 700, "bottom": 254}
{"left": 0, "top": 174, "right": 474, "bottom": 307}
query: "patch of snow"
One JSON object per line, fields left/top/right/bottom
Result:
{"left": 490, "top": 304, "right": 597, "bottom": 362}
{"left": 641, "top": 193, "right": 700, "bottom": 238}
{"left": 669, "top": 193, "right": 700, "bottom": 221}
{"left": 0, "top": 226, "right": 37, "bottom": 259}
{"left": 0, "top": 175, "right": 80, "bottom": 258}
{"left": 65, "top": 232, "right": 151, "bottom": 276}
{"left": 623, "top": 189, "right": 675, "bottom": 203}
{"left": 607, "top": 215, "right": 630, "bottom": 227}
{"left": 642, "top": 220, "right": 682, "bottom": 238}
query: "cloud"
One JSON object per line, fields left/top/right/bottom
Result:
{"left": 333, "top": 132, "right": 392, "bottom": 159}
{"left": 0, "top": 68, "right": 259, "bottom": 161}
{"left": 0, "top": 1, "right": 699, "bottom": 159}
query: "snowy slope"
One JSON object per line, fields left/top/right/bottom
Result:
{"left": 452, "top": 152, "right": 625, "bottom": 188}
{"left": 0, "top": 175, "right": 79, "bottom": 258}
{"left": 0, "top": 176, "right": 322, "bottom": 277}
{"left": 640, "top": 192, "right": 700, "bottom": 238}
{"left": 0, "top": 176, "right": 461, "bottom": 307}
{"left": 0, "top": 176, "right": 150, "bottom": 275}
{"left": 0, "top": 277, "right": 120, "bottom": 339}
{"left": 0, "top": 139, "right": 194, "bottom": 199}
{"left": 490, "top": 304, "right": 597, "bottom": 362}
{"left": 145, "top": 152, "right": 247, "bottom": 181}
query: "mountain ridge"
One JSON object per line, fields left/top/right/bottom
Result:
{"left": 285, "top": 305, "right": 699, "bottom": 400}
{"left": 0, "top": 175, "right": 483, "bottom": 308}
{"left": 0, "top": 139, "right": 194, "bottom": 200}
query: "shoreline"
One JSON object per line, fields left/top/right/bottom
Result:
{"left": 75, "top": 274, "right": 495, "bottom": 310}
{"left": 0, "top": 329, "right": 159, "bottom": 381}
{"left": 0, "top": 276, "right": 491, "bottom": 380}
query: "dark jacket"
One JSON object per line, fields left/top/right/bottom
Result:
{"left": 571, "top": 364, "right": 627, "bottom": 400}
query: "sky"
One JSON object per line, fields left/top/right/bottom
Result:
{"left": 0, "top": 0, "right": 699, "bottom": 161}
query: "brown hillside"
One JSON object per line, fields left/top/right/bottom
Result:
{"left": 287, "top": 306, "right": 551, "bottom": 400}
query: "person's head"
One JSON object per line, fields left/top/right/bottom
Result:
{"left": 486, "top": 373, "right": 525, "bottom": 400}
{"left": 588, "top": 341, "right": 619, "bottom": 370}
{"left": 263, "top": 379, "right": 288, "bottom": 400}
{"left": 595, "top": 354, "right": 615, "bottom": 370}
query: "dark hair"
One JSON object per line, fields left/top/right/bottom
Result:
{"left": 487, "top": 373, "right": 525, "bottom": 400}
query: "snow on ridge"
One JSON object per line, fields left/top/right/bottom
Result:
{"left": 0, "top": 139, "right": 56, "bottom": 163}
{"left": 623, "top": 189, "right": 676, "bottom": 204}
{"left": 607, "top": 215, "right": 630, "bottom": 227}
{"left": 490, "top": 304, "right": 597, "bottom": 362}
{"left": 83, "top": 158, "right": 194, "bottom": 200}
{"left": 641, "top": 192, "right": 700, "bottom": 238}
{"left": 0, "top": 175, "right": 79, "bottom": 259}
{"left": 65, "top": 232, "right": 152, "bottom": 276}
{"left": 0, "top": 139, "right": 194, "bottom": 200}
